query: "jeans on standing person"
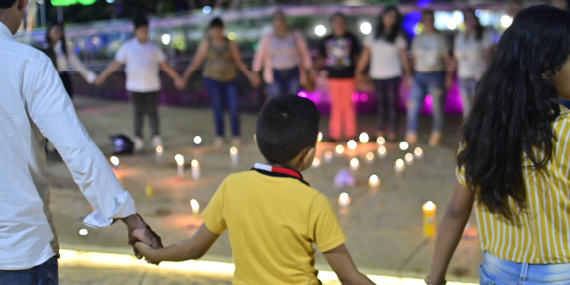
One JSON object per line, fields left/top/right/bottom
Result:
{"left": 131, "top": 91, "right": 160, "bottom": 138}
{"left": 406, "top": 71, "right": 447, "bottom": 135}
{"left": 374, "top": 77, "right": 401, "bottom": 134}
{"left": 480, "top": 252, "right": 570, "bottom": 285}
{"left": 0, "top": 256, "right": 58, "bottom": 285}
{"left": 459, "top": 77, "right": 478, "bottom": 119}
{"left": 268, "top": 67, "right": 301, "bottom": 98}
{"left": 204, "top": 78, "right": 240, "bottom": 138}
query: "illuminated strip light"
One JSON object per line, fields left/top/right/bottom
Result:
{"left": 59, "top": 249, "right": 476, "bottom": 285}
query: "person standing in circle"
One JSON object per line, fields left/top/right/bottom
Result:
{"left": 356, "top": 6, "right": 411, "bottom": 142}
{"left": 45, "top": 22, "right": 97, "bottom": 99}
{"left": 318, "top": 12, "right": 361, "bottom": 142}
{"left": 176, "top": 17, "right": 255, "bottom": 147}
{"left": 406, "top": 9, "right": 453, "bottom": 147}
{"left": 452, "top": 8, "right": 495, "bottom": 118}
{"left": 252, "top": 11, "right": 313, "bottom": 98}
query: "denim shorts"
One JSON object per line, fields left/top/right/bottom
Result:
{"left": 480, "top": 252, "right": 570, "bottom": 285}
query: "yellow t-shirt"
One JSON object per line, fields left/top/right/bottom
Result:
{"left": 202, "top": 165, "right": 346, "bottom": 284}
{"left": 457, "top": 106, "right": 570, "bottom": 264}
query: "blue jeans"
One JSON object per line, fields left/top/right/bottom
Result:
{"left": 0, "top": 256, "right": 58, "bottom": 285}
{"left": 204, "top": 78, "right": 240, "bottom": 137}
{"left": 480, "top": 253, "right": 570, "bottom": 284}
{"left": 269, "top": 67, "right": 301, "bottom": 97}
{"left": 406, "top": 71, "right": 447, "bottom": 134}
{"left": 560, "top": 99, "right": 570, "bottom": 109}
{"left": 374, "top": 77, "right": 401, "bottom": 133}
{"left": 459, "top": 77, "right": 478, "bottom": 119}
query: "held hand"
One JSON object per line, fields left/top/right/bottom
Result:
{"left": 406, "top": 73, "right": 414, "bottom": 87}
{"left": 175, "top": 78, "right": 187, "bottom": 90}
{"left": 250, "top": 72, "right": 262, "bottom": 88}
{"left": 445, "top": 75, "right": 455, "bottom": 90}
{"left": 134, "top": 242, "right": 162, "bottom": 265}
{"left": 122, "top": 214, "right": 163, "bottom": 264}
{"left": 93, "top": 75, "right": 106, "bottom": 86}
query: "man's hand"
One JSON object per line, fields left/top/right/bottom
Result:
{"left": 93, "top": 75, "right": 106, "bottom": 86}
{"left": 175, "top": 78, "right": 187, "bottom": 90}
{"left": 121, "top": 214, "right": 163, "bottom": 263}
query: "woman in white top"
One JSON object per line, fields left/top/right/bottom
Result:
{"left": 356, "top": 6, "right": 411, "bottom": 141}
{"left": 452, "top": 8, "right": 494, "bottom": 118}
{"left": 46, "top": 22, "right": 96, "bottom": 99}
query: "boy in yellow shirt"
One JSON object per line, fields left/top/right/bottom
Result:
{"left": 135, "top": 95, "right": 374, "bottom": 284}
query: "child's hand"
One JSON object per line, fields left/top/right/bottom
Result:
{"left": 135, "top": 242, "right": 162, "bottom": 265}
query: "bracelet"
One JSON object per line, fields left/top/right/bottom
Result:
{"left": 425, "top": 276, "right": 446, "bottom": 285}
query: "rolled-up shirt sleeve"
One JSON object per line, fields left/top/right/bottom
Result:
{"left": 24, "top": 56, "right": 136, "bottom": 228}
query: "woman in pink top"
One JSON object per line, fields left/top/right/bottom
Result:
{"left": 252, "top": 11, "right": 313, "bottom": 97}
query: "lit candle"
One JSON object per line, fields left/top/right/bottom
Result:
{"left": 378, "top": 146, "right": 387, "bottom": 158}
{"left": 324, "top": 151, "right": 333, "bottom": 163}
{"left": 350, "top": 158, "right": 360, "bottom": 171}
{"left": 191, "top": 159, "right": 200, "bottom": 180}
{"left": 395, "top": 158, "right": 405, "bottom": 174}
{"left": 110, "top": 156, "right": 119, "bottom": 169}
{"left": 312, "top": 158, "right": 321, "bottom": 169}
{"left": 365, "top": 151, "right": 375, "bottom": 164}
{"left": 79, "top": 229, "right": 89, "bottom": 236}
{"left": 347, "top": 140, "right": 357, "bottom": 150}
{"left": 175, "top": 154, "right": 185, "bottom": 178}
{"left": 190, "top": 199, "right": 200, "bottom": 219}
{"left": 230, "top": 146, "right": 239, "bottom": 166}
{"left": 399, "top": 142, "right": 409, "bottom": 151}
{"left": 377, "top": 136, "right": 386, "bottom": 145}
{"left": 369, "top": 174, "right": 380, "bottom": 188}
{"left": 335, "top": 144, "right": 344, "bottom": 155}
{"left": 338, "top": 192, "right": 351, "bottom": 208}
{"left": 193, "top": 136, "right": 202, "bottom": 146}
{"left": 359, "top": 132, "right": 369, "bottom": 143}
{"left": 145, "top": 184, "right": 154, "bottom": 197}
{"left": 423, "top": 201, "right": 437, "bottom": 238}
{"left": 156, "top": 145, "right": 163, "bottom": 162}
{"left": 405, "top": 153, "right": 414, "bottom": 166}
{"left": 318, "top": 132, "right": 323, "bottom": 142}
{"left": 414, "top": 147, "right": 423, "bottom": 159}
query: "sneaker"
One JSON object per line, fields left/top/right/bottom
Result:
{"left": 429, "top": 132, "right": 441, "bottom": 147}
{"left": 214, "top": 137, "right": 224, "bottom": 148}
{"left": 405, "top": 132, "right": 418, "bottom": 144}
{"left": 134, "top": 137, "right": 144, "bottom": 153}
{"left": 152, "top": 136, "right": 163, "bottom": 148}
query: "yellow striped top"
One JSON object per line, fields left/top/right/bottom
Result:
{"left": 457, "top": 106, "right": 570, "bottom": 264}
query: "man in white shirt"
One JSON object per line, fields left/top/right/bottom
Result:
{"left": 0, "top": 0, "right": 162, "bottom": 284}
{"left": 95, "top": 16, "right": 181, "bottom": 152}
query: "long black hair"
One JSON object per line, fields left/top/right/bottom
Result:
{"left": 458, "top": 5, "right": 570, "bottom": 220}
{"left": 374, "top": 6, "right": 402, "bottom": 43}
{"left": 46, "top": 22, "right": 68, "bottom": 56}
{"left": 463, "top": 7, "right": 484, "bottom": 41}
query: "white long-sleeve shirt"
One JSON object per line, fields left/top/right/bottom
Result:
{"left": 0, "top": 22, "right": 137, "bottom": 270}
{"left": 53, "top": 41, "right": 97, "bottom": 83}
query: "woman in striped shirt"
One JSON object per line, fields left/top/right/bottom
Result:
{"left": 427, "top": 6, "right": 570, "bottom": 285}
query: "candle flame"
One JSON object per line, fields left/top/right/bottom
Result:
{"left": 415, "top": 147, "right": 423, "bottom": 156}
{"left": 335, "top": 145, "right": 344, "bottom": 154}
{"left": 193, "top": 136, "right": 202, "bottom": 145}
{"left": 395, "top": 159, "right": 405, "bottom": 168}
{"left": 405, "top": 153, "right": 414, "bottom": 162}
{"left": 339, "top": 192, "right": 350, "bottom": 203}
{"left": 318, "top": 132, "right": 323, "bottom": 142}
{"left": 350, "top": 158, "right": 360, "bottom": 167}
{"left": 191, "top": 159, "right": 199, "bottom": 167}
{"left": 175, "top": 154, "right": 184, "bottom": 165}
{"left": 190, "top": 199, "right": 200, "bottom": 212}
{"left": 378, "top": 146, "right": 387, "bottom": 155}
{"left": 359, "top": 132, "right": 369, "bottom": 143}
{"left": 110, "top": 156, "right": 119, "bottom": 166}
{"left": 324, "top": 151, "right": 333, "bottom": 159}
{"left": 156, "top": 146, "right": 163, "bottom": 153}
{"left": 347, "top": 140, "right": 357, "bottom": 150}
{"left": 369, "top": 174, "right": 379, "bottom": 184}
{"left": 424, "top": 201, "right": 436, "bottom": 211}
{"left": 377, "top": 136, "right": 386, "bottom": 145}
{"left": 399, "top": 142, "right": 409, "bottom": 151}
{"left": 312, "top": 158, "right": 321, "bottom": 166}
{"left": 230, "top": 146, "right": 238, "bottom": 155}
{"left": 366, "top": 152, "right": 375, "bottom": 161}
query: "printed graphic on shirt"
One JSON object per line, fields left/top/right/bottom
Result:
{"left": 324, "top": 37, "right": 354, "bottom": 69}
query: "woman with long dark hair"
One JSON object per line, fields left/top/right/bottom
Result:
{"left": 427, "top": 6, "right": 570, "bottom": 285}
{"left": 452, "top": 8, "right": 495, "bottom": 118}
{"left": 46, "top": 22, "right": 96, "bottom": 98}
{"left": 356, "top": 6, "right": 411, "bottom": 141}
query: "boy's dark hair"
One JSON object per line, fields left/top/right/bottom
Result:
{"left": 0, "top": 0, "right": 16, "bottom": 9}
{"left": 256, "top": 95, "right": 320, "bottom": 165}
{"left": 133, "top": 16, "right": 149, "bottom": 30}
{"left": 209, "top": 17, "right": 224, "bottom": 28}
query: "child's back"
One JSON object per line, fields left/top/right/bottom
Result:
{"left": 203, "top": 164, "right": 345, "bottom": 284}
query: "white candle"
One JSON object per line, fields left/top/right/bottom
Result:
{"left": 399, "top": 142, "right": 409, "bottom": 151}
{"left": 324, "top": 151, "right": 333, "bottom": 163}
{"left": 175, "top": 154, "right": 185, "bottom": 178}
{"left": 369, "top": 174, "right": 380, "bottom": 188}
{"left": 377, "top": 136, "right": 386, "bottom": 145}
{"left": 414, "top": 147, "right": 424, "bottom": 159}
{"left": 318, "top": 132, "right": 323, "bottom": 142}
{"left": 347, "top": 140, "right": 357, "bottom": 150}
{"left": 378, "top": 146, "right": 387, "bottom": 158}
{"left": 335, "top": 144, "right": 344, "bottom": 155}
{"left": 395, "top": 158, "right": 405, "bottom": 174}
{"left": 350, "top": 158, "right": 360, "bottom": 171}
{"left": 110, "top": 156, "right": 119, "bottom": 169}
{"left": 405, "top": 153, "right": 414, "bottom": 166}
{"left": 193, "top": 136, "right": 202, "bottom": 146}
{"left": 312, "top": 158, "right": 321, "bottom": 168}
{"left": 365, "top": 151, "right": 375, "bottom": 164}
{"left": 156, "top": 145, "right": 163, "bottom": 161}
{"left": 359, "top": 132, "right": 369, "bottom": 143}
{"left": 191, "top": 159, "right": 200, "bottom": 180}
{"left": 338, "top": 192, "right": 351, "bottom": 208}
{"left": 190, "top": 199, "right": 200, "bottom": 218}
{"left": 230, "top": 146, "right": 239, "bottom": 166}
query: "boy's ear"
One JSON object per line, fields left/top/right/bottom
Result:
{"left": 302, "top": 147, "right": 316, "bottom": 165}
